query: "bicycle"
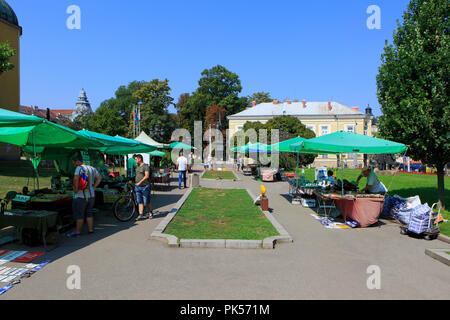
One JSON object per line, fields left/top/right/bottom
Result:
{"left": 112, "top": 180, "right": 137, "bottom": 222}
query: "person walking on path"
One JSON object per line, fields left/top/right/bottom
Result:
{"left": 134, "top": 154, "right": 154, "bottom": 221}
{"left": 177, "top": 151, "right": 188, "bottom": 189}
{"left": 67, "top": 156, "right": 102, "bottom": 237}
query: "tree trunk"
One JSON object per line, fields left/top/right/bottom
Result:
{"left": 437, "top": 165, "right": 446, "bottom": 210}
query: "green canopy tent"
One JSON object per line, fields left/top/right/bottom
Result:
{"left": 269, "top": 136, "right": 339, "bottom": 191}
{"left": 170, "top": 142, "right": 196, "bottom": 150}
{"left": 291, "top": 131, "right": 408, "bottom": 155}
{"left": 78, "top": 130, "right": 157, "bottom": 176}
{"left": 290, "top": 131, "right": 408, "bottom": 194}
{"left": 149, "top": 150, "right": 166, "bottom": 157}
{"left": 148, "top": 150, "right": 166, "bottom": 168}
{"left": 0, "top": 108, "right": 105, "bottom": 188}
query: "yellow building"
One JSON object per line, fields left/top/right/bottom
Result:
{"left": 228, "top": 100, "right": 375, "bottom": 168}
{"left": 0, "top": 0, "right": 22, "bottom": 159}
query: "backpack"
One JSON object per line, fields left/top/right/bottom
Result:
{"left": 78, "top": 166, "right": 89, "bottom": 191}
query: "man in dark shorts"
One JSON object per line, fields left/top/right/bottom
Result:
{"left": 67, "top": 155, "right": 102, "bottom": 237}
{"left": 134, "top": 154, "right": 153, "bottom": 221}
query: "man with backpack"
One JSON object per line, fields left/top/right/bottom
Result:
{"left": 67, "top": 156, "right": 102, "bottom": 238}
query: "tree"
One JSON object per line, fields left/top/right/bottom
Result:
{"left": 0, "top": 41, "right": 16, "bottom": 74}
{"left": 179, "top": 65, "right": 247, "bottom": 133}
{"left": 236, "top": 116, "right": 316, "bottom": 170}
{"left": 88, "top": 81, "right": 144, "bottom": 137}
{"left": 247, "top": 92, "right": 273, "bottom": 106}
{"left": 264, "top": 116, "right": 317, "bottom": 169}
{"left": 205, "top": 104, "right": 226, "bottom": 130}
{"left": 175, "top": 93, "right": 190, "bottom": 127}
{"left": 132, "top": 79, "right": 175, "bottom": 142}
{"left": 376, "top": 0, "right": 449, "bottom": 209}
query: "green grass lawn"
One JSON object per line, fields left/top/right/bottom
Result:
{"left": 163, "top": 188, "right": 279, "bottom": 240}
{"left": 202, "top": 170, "right": 236, "bottom": 180}
{"left": 285, "top": 168, "right": 450, "bottom": 236}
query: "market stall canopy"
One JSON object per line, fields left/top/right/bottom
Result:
{"left": 149, "top": 150, "right": 166, "bottom": 157}
{"left": 135, "top": 131, "right": 168, "bottom": 149}
{"left": 170, "top": 142, "right": 196, "bottom": 150}
{"left": 0, "top": 108, "right": 44, "bottom": 127}
{"left": 290, "top": 131, "right": 408, "bottom": 154}
{"left": 0, "top": 108, "right": 103, "bottom": 148}
{"left": 231, "top": 143, "right": 272, "bottom": 153}
{"left": 78, "top": 130, "right": 157, "bottom": 155}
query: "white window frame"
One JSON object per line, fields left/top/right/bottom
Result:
{"left": 345, "top": 124, "right": 356, "bottom": 133}
{"left": 306, "top": 125, "right": 315, "bottom": 134}
{"left": 320, "top": 125, "right": 330, "bottom": 136}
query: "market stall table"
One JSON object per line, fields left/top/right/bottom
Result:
{"left": 0, "top": 210, "right": 60, "bottom": 251}
{"left": 314, "top": 191, "right": 385, "bottom": 227}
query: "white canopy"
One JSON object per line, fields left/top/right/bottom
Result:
{"left": 135, "top": 131, "right": 168, "bottom": 149}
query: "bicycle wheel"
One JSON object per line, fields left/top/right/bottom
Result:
{"left": 113, "top": 195, "right": 137, "bottom": 222}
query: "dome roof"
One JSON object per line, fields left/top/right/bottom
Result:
{"left": 0, "top": 0, "right": 19, "bottom": 26}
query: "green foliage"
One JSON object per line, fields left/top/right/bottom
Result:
{"left": 179, "top": 65, "right": 248, "bottom": 133}
{"left": 234, "top": 116, "right": 317, "bottom": 169}
{"left": 376, "top": 0, "right": 449, "bottom": 207}
{"left": 0, "top": 40, "right": 16, "bottom": 74}
{"left": 247, "top": 92, "right": 273, "bottom": 105}
{"left": 87, "top": 80, "right": 176, "bottom": 142}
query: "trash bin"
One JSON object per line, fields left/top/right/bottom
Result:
{"left": 191, "top": 173, "right": 200, "bottom": 188}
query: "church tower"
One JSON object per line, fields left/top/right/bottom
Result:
{"left": 71, "top": 88, "right": 93, "bottom": 120}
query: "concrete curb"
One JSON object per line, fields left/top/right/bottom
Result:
{"left": 437, "top": 233, "right": 450, "bottom": 245}
{"left": 150, "top": 188, "right": 193, "bottom": 248}
{"left": 425, "top": 248, "right": 450, "bottom": 266}
{"left": 245, "top": 188, "right": 294, "bottom": 250}
{"left": 154, "top": 187, "right": 292, "bottom": 250}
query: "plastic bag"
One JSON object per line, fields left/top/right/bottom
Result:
{"left": 408, "top": 203, "right": 432, "bottom": 234}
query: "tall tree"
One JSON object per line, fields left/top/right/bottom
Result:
{"left": 376, "top": 0, "right": 449, "bottom": 209}
{"left": 175, "top": 93, "right": 190, "bottom": 128}
{"left": 133, "top": 78, "right": 175, "bottom": 142}
{"left": 88, "top": 81, "right": 144, "bottom": 137}
{"left": 0, "top": 41, "right": 16, "bottom": 74}
{"left": 180, "top": 65, "right": 247, "bottom": 133}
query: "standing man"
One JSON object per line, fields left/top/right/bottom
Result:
{"left": 134, "top": 154, "right": 153, "bottom": 221}
{"left": 177, "top": 151, "right": 188, "bottom": 189}
{"left": 67, "top": 156, "right": 102, "bottom": 237}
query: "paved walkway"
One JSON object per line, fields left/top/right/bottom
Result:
{"left": 2, "top": 171, "right": 449, "bottom": 299}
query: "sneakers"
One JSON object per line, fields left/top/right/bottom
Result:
{"left": 66, "top": 231, "right": 80, "bottom": 238}
{"left": 136, "top": 214, "right": 146, "bottom": 221}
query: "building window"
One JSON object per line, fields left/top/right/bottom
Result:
{"left": 237, "top": 126, "right": 243, "bottom": 132}
{"left": 320, "top": 126, "right": 329, "bottom": 136}
{"left": 322, "top": 154, "right": 328, "bottom": 159}
{"left": 346, "top": 124, "right": 355, "bottom": 133}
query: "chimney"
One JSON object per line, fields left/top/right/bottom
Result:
{"left": 328, "top": 102, "right": 332, "bottom": 111}
{"left": 302, "top": 100, "right": 306, "bottom": 108}
{"left": 252, "top": 101, "right": 256, "bottom": 107}
{"left": 352, "top": 107, "right": 359, "bottom": 112}
{"left": 273, "top": 100, "right": 279, "bottom": 105}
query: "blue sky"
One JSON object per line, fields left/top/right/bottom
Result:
{"left": 9, "top": 0, "right": 410, "bottom": 116}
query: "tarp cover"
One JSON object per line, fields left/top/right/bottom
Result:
{"left": 0, "top": 108, "right": 102, "bottom": 148}
{"left": 291, "top": 131, "right": 407, "bottom": 154}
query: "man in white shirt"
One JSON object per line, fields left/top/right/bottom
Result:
{"left": 177, "top": 151, "right": 188, "bottom": 189}
{"left": 356, "top": 167, "right": 387, "bottom": 194}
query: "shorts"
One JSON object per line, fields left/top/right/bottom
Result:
{"left": 135, "top": 185, "right": 151, "bottom": 206}
{"left": 73, "top": 197, "right": 96, "bottom": 220}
